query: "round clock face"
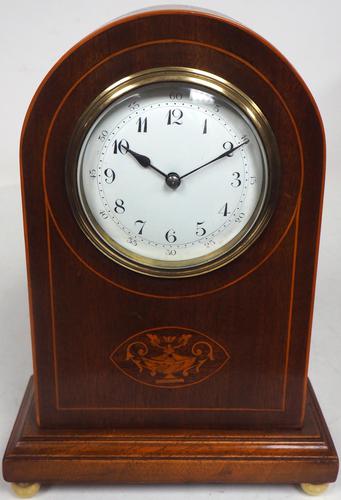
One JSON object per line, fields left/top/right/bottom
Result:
{"left": 70, "top": 69, "right": 278, "bottom": 277}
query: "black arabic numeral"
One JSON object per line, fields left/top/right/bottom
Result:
{"left": 137, "top": 117, "right": 147, "bottom": 133}
{"left": 165, "top": 228, "right": 177, "bottom": 243}
{"left": 196, "top": 221, "right": 207, "bottom": 237}
{"left": 203, "top": 118, "right": 208, "bottom": 134}
{"left": 219, "top": 202, "right": 230, "bottom": 217}
{"left": 135, "top": 219, "right": 146, "bottom": 235}
{"left": 113, "top": 139, "right": 129, "bottom": 154}
{"left": 231, "top": 171, "right": 242, "bottom": 188}
{"left": 167, "top": 109, "right": 183, "bottom": 125}
{"left": 104, "top": 168, "right": 115, "bottom": 184}
{"left": 114, "top": 199, "right": 125, "bottom": 214}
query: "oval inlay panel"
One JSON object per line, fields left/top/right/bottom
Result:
{"left": 110, "top": 326, "right": 230, "bottom": 389}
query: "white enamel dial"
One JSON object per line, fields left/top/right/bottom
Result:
{"left": 75, "top": 74, "right": 272, "bottom": 276}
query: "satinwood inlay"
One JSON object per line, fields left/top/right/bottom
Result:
{"left": 110, "top": 327, "right": 230, "bottom": 389}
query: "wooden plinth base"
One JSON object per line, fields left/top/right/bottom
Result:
{"left": 2, "top": 377, "right": 338, "bottom": 486}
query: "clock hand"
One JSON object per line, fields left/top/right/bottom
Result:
{"left": 180, "top": 138, "right": 250, "bottom": 180}
{"left": 126, "top": 148, "right": 183, "bottom": 190}
{"left": 126, "top": 148, "right": 168, "bottom": 179}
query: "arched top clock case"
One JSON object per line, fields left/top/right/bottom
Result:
{"left": 3, "top": 7, "right": 339, "bottom": 489}
{"left": 20, "top": 8, "right": 323, "bottom": 429}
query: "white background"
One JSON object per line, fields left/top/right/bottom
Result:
{"left": 0, "top": 1, "right": 340, "bottom": 498}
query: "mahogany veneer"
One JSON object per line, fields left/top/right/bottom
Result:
{"left": 3, "top": 377, "right": 338, "bottom": 484}
{"left": 2, "top": 7, "right": 339, "bottom": 490}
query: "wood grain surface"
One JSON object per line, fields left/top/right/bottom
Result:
{"left": 18, "top": 9, "right": 325, "bottom": 431}
{"left": 2, "top": 377, "right": 338, "bottom": 484}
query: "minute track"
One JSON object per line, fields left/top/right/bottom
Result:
{"left": 97, "top": 101, "right": 249, "bottom": 248}
{"left": 79, "top": 76, "right": 266, "bottom": 270}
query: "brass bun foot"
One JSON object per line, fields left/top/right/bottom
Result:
{"left": 300, "top": 483, "right": 329, "bottom": 496}
{"left": 11, "top": 483, "right": 41, "bottom": 498}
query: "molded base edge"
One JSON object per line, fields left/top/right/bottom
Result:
{"left": 2, "top": 377, "right": 339, "bottom": 485}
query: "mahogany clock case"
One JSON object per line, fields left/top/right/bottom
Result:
{"left": 7, "top": 8, "right": 327, "bottom": 429}
{"left": 2, "top": 7, "right": 339, "bottom": 489}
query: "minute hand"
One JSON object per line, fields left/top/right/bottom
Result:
{"left": 180, "top": 139, "right": 249, "bottom": 180}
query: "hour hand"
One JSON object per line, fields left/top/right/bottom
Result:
{"left": 126, "top": 148, "right": 167, "bottom": 178}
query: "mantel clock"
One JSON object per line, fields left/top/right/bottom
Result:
{"left": 3, "top": 7, "right": 338, "bottom": 497}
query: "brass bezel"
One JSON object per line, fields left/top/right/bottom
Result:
{"left": 66, "top": 67, "right": 280, "bottom": 278}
